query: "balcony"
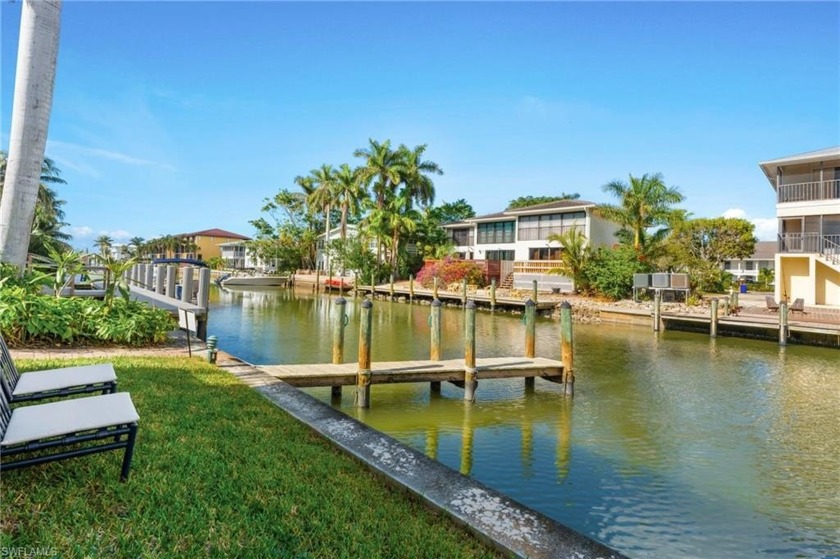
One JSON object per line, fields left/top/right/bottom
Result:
{"left": 779, "top": 233, "right": 840, "bottom": 265}
{"left": 778, "top": 179, "right": 840, "bottom": 203}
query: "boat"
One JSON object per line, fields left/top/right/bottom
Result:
{"left": 219, "top": 274, "right": 290, "bottom": 288}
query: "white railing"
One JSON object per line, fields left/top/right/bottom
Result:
{"left": 513, "top": 260, "right": 564, "bottom": 273}
{"left": 779, "top": 234, "right": 840, "bottom": 265}
{"left": 778, "top": 179, "right": 840, "bottom": 203}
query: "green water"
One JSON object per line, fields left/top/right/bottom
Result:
{"left": 210, "top": 286, "right": 840, "bottom": 558}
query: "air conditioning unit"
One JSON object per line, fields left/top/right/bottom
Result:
{"left": 633, "top": 274, "right": 651, "bottom": 288}
{"left": 652, "top": 273, "right": 671, "bottom": 288}
{"left": 670, "top": 273, "right": 689, "bottom": 289}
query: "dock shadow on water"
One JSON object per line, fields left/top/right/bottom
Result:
{"left": 210, "top": 286, "right": 840, "bottom": 559}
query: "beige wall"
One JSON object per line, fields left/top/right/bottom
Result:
{"left": 776, "top": 255, "right": 811, "bottom": 303}
{"left": 816, "top": 261, "right": 840, "bottom": 306}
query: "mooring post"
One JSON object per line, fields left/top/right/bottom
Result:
{"left": 723, "top": 297, "right": 730, "bottom": 317}
{"left": 389, "top": 273, "right": 395, "bottom": 299}
{"left": 155, "top": 265, "right": 166, "bottom": 294}
{"left": 144, "top": 265, "right": 154, "bottom": 291}
{"left": 181, "top": 267, "right": 194, "bottom": 304}
{"left": 409, "top": 274, "right": 414, "bottom": 304}
{"left": 560, "top": 301, "right": 574, "bottom": 396}
{"left": 433, "top": 276, "right": 439, "bottom": 299}
{"left": 710, "top": 298, "right": 719, "bottom": 338}
{"left": 462, "top": 278, "right": 468, "bottom": 306}
{"left": 779, "top": 300, "right": 788, "bottom": 346}
{"left": 430, "top": 299, "right": 442, "bottom": 392}
{"left": 166, "top": 265, "right": 177, "bottom": 298}
{"left": 464, "top": 300, "right": 477, "bottom": 402}
{"left": 524, "top": 298, "right": 536, "bottom": 389}
{"left": 332, "top": 296, "right": 347, "bottom": 400}
{"left": 196, "top": 268, "right": 211, "bottom": 341}
{"left": 315, "top": 268, "right": 320, "bottom": 293}
{"left": 532, "top": 280, "right": 538, "bottom": 304}
{"left": 732, "top": 290, "right": 739, "bottom": 312}
{"left": 370, "top": 271, "right": 375, "bottom": 300}
{"left": 490, "top": 278, "right": 496, "bottom": 312}
{"left": 357, "top": 299, "right": 372, "bottom": 408}
{"left": 653, "top": 290, "right": 661, "bottom": 332}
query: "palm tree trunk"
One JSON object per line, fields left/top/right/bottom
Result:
{"left": 323, "top": 203, "right": 331, "bottom": 271}
{"left": 0, "top": 0, "right": 62, "bottom": 270}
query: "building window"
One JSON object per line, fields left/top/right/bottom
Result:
{"left": 517, "top": 212, "right": 585, "bottom": 241}
{"left": 529, "top": 247, "right": 562, "bottom": 260}
{"left": 477, "top": 221, "right": 515, "bottom": 244}
{"left": 485, "top": 250, "right": 515, "bottom": 261}
{"left": 449, "top": 228, "right": 473, "bottom": 246}
{"left": 724, "top": 261, "right": 731, "bottom": 270}
{"left": 745, "top": 261, "right": 755, "bottom": 271}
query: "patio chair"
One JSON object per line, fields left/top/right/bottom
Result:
{"left": 765, "top": 296, "right": 780, "bottom": 313}
{"left": 0, "top": 334, "right": 117, "bottom": 404}
{"left": 0, "top": 386, "right": 139, "bottom": 481}
{"left": 789, "top": 298, "right": 807, "bottom": 315}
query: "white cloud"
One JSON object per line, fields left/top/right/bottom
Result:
{"left": 99, "top": 229, "right": 132, "bottom": 241}
{"left": 70, "top": 226, "right": 94, "bottom": 238}
{"left": 723, "top": 208, "right": 777, "bottom": 241}
{"left": 47, "top": 139, "right": 177, "bottom": 171}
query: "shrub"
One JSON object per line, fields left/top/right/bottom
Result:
{"left": 584, "top": 244, "right": 652, "bottom": 300}
{"left": 415, "top": 257, "right": 486, "bottom": 288}
{"left": 0, "top": 287, "right": 175, "bottom": 346}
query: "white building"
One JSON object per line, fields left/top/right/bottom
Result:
{"left": 218, "top": 241, "right": 264, "bottom": 270}
{"left": 759, "top": 146, "right": 840, "bottom": 306}
{"left": 723, "top": 241, "right": 775, "bottom": 283}
{"left": 443, "top": 199, "right": 620, "bottom": 291}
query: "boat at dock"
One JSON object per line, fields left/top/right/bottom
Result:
{"left": 218, "top": 274, "right": 290, "bottom": 288}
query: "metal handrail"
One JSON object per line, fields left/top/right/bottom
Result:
{"left": 778, "top": 179, "right": 840, "bottom": 203}
{"left": 822, "top": 236, "right": 840, "bottom": 266}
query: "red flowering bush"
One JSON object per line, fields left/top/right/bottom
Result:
{"left": 416, "top": 257, "right": 486, "bottom": 288}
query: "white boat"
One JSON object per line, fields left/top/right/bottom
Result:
{"left": 219, "top": 274, "right": 289, "bottom": 288}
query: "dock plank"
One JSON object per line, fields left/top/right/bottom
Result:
{"left": 259, "top": 356, "right": 564, "bottom": 387}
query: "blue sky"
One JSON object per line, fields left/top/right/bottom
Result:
{"left": 2, "top": 1, "right": 839, "bottom": 249}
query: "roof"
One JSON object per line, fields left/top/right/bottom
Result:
{"left": 178, "top": 228, "right": 251, "bottom": 240}
{"left": 504, "top": 199, "right": 596, "bottom": 215}
{"left": 469, "top": 211, "right": 512, "bottom": 222}
{"left": 758, "top": 146, "right": 840, "bottom": 187}
{"left": 751, "top": 241, "right": 777, "bottom": 260}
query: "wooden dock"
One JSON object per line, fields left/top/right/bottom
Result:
{"left": 260, "top": 356, "right": 564, "bottom": 388}
{"left": 355, "top": 285, "right": 558, "bottom": 312}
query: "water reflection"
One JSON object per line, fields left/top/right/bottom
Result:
{"left": 209, "top": 286, "right": 840, "bottom": 558}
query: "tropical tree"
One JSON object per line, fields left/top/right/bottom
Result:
{"left": 430, "top": 199, "right": 476, "bottom": 224}
{"left": 129, "top": 236, "right": 145, "bottom": 257}
{"left": 333, "top": 163, "right": 366, "bottom": 241}
{"left": 547, "top": 228, "right": 591, "bottom": 293}
{"left": 95, "top": 234, "right": 114, "bottom": 256}
{"left": 354, "top": 139, "right": 404, "bottom": 210}
{"left": 304, "top": 164, "right": 339, "bottom": 270}
{"left": 398, "top": 143, "right": 442, "bottom": 209}
{"left": 380, "top": 193, "right": 422, "bottom": 270}
{"left": 0, "top": 0, "right": 62, "bottom": 269}
{"left": 595, "top": 173, "right": 685, "bottom": 252}
{"left": 507, "top": 194, "right": 580, "bottom": 209}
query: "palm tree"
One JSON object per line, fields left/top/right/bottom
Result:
{"left": 333, "top": 164, "right": 366, "bottom": 242}
{"left": 0, "top": 1, "right": 62, "bottom": 269}
{"left": 373, "top": 192, "right": 421, "bottom": 271}
{"left": 305, "top": 165, "right": 339, "bottom": 270}
{"left": 95, "top": 234, "right": 113, "bottom": 256}
{"left": 547, "top": 228, "right": 591, "bottom": 293}
{"left": 398, "top": 143, "right": 442, "bottom": 209}
{"left": 594, "top": 172, "right": 685, "bottom": 252}
{"left": 129, "top": 236, "right": 145, "bottom": 257}
{"left": 354, "top": 139, "right": 405, "bottom": 210}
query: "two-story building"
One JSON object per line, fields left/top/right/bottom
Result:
{"left": 723, "top": 241, "right": 776, "bottom": 284}
{"left": 759, "top": 146, "right": 840, "bottom": 306}
{"left": 443, "top": 199, "right": 620, "bottom": 291}
{"left": 153, "top": 228, "right": 251, "bottom": 262}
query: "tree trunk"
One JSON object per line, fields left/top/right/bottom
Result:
{"left": 323, "top": 203, "right": 331, "bottom": 271}
{"left": 0, "top": 0, "right": 62, "bottom": 270}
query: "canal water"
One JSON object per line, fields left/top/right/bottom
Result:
{"left": 209, "top": 286, "right": 839, "bottom": 559}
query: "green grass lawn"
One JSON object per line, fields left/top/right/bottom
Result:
{"left": 1, "top": 356, "right": 500, "bottom": 558}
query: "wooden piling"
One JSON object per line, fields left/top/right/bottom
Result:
{"left": 332, "top": 296, "right": 347, "bottom": 399}
{"left": 357, "top": 299, "right": 372, "bottom": 408}
{"left": 723, "top": 298, "right": 730, "bottom": 316}
{"left": 155, "top": 265, "right": 166, "bottom": 294}
{"left": 409, "top": 274, "right": 414, "bottom": 304}
{"left": 462, "top": 278, "right": 468, "bottom": 306}
{"left": 433, "top": 276, "right": 439, "bottom": 299}
{"left": 370, "top": 272, "right": 375, "bottom": 300}
{"left": 490, "top": 278, "right": 496, "bottom": 312}
{"left": 710, "top": 298, "right": 719, "bottom": 338}
{"left": 560, "top": 301, "right": 574, "bottom": 396}
{"left": 144, "top": 265, "right": 154, "bottom": 291}
{"left": 464, "top": 300, "right": 477, "bottom": 402}
{"left": 430, "top": 298, "right": 442, "bottom": 392}
{"left": 779, "top": 300, "right": 788, "bottom": 346}
{"left": 166, "top": 266, "right": 177, "bottom": 298}
{"left": 315, "top": 268, "right": 320, "bottom": 293}
{"left": 524, "top": 299, "right": 536, "bottom": 358}
{"left": 532, "top": 280, "right": 538, "bottom": 304}
{"left": 653, "top": 290, "right": 661, "bottom": 332}
{"left": 181, "top": 267, "right": 194, "bottom": 304}
{"left": 390, "top": 273, "right": 395, "bottom": 299}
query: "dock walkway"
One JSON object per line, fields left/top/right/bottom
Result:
{"left": 260, "top": 356, "right": 564, "bottom": 387}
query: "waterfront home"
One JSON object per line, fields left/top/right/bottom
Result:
{"left": 723, "top": 240, "right": 776, "bottom": 284}
{"left": 759, "top": 146, "right": 840, "bottom": 306}
{"left": 219, "top": 241, "right": 263, "bottom": 270}
{"left": 314, "top": 225, "right": 391, "bottom": 275}
{"left": 442, "top": 199, "right": 620, "bottom": 291}
{"left": 153, "top": 228, "right": 251, "bottom": 262}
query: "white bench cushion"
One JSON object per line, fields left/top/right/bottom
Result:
{"left": 12, "top": 363, "right": 116, "bottom": 397}
{"left": 2, "top": 393, "right": 139, "bottom": 446}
